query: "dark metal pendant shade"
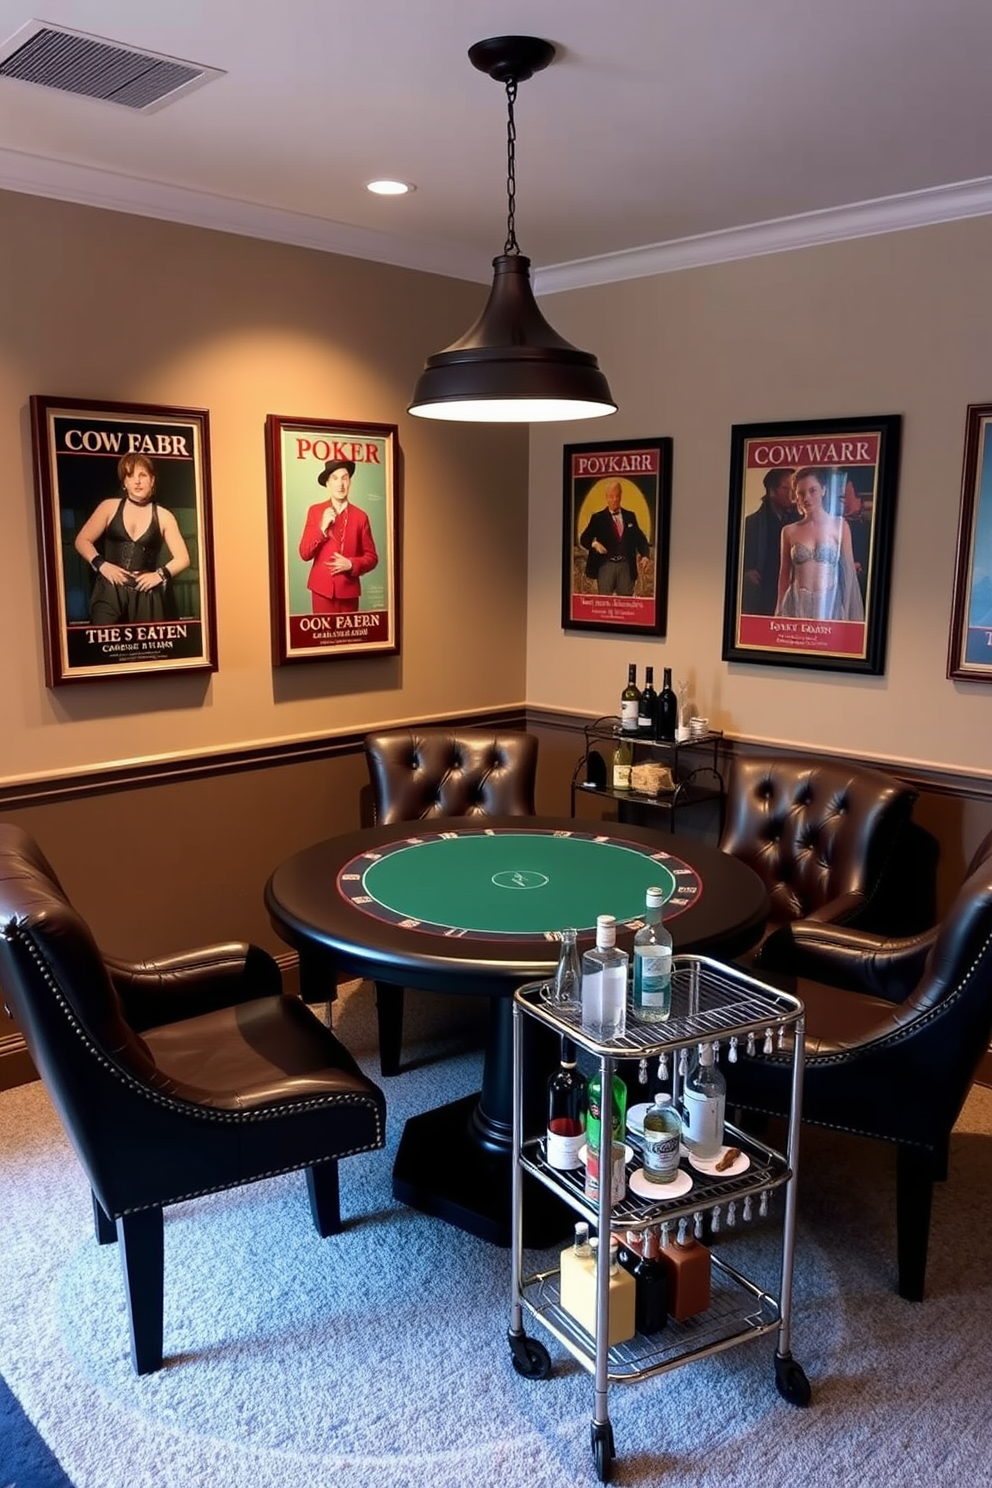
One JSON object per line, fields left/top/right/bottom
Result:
{"left": 408, "top": 35, "right": 617, "bottom": 424}
{"left": 408, "top": 254, "right": 617, "bottom": 422}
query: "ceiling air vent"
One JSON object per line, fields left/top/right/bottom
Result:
{"left": 0, "top": 20, "right": 224, "bottom": 112}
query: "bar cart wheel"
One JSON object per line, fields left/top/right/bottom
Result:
{"left": 774, "top": 1351, "right": 812, "bottom": 1407}
{"left": 591, "top": 1419, "right": 616, "bottom": 1482}
{"left": 507, "top": 1328, "right": 552, "bottom": 1379}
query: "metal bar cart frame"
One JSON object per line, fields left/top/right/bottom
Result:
{"left": 508, "top": 954, "right": 809, "bottom": 1482}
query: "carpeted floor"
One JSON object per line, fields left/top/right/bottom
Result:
{"left": 1, "top": 980, "right": 990, "bottom": 1488}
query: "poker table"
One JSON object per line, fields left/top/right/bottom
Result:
{"left": 265, "top": 816, "right": 768, "bottom": 1245}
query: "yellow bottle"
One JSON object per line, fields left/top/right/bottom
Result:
{"left": 560, "top": 1231, "right": 636, "bottom": 1345}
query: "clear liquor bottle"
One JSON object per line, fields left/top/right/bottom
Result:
{"left": 581, "top": 914, "right": 628, "bottom": 1041}
{"left": 632, "top": 886, "right": 673, "bottom": 1022}
{"left": 682, "top": 1042, "right": 727, "bottom": 1159}
{"left": 641, "top": 1092, "right": 682, "bottom": 1185}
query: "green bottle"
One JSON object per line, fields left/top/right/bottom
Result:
{"left": 586, "top": 1069, "right": 628, "bottom": 1156}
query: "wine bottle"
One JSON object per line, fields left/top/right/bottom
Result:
{"left": 632, "top": 886, "right": 673, "bottom": 1022}
{"left": 612, "top": 738, "right": 633, "bottom": 791}
{"left": 580, "top": 914, "right": 628, "bottom": 1041}
{"left": 683, "top": 1042, "right": 727, "bottom": 1159}
{"left": 620, "top": 664, "right": 641, "bottom": 734}
{"left": 656, "top": 667, "right": 678, "bottom": 742}
{"left": 545, "top": 1035, "right": 587, "bottom": 1171}
{"left": 637, "top": 665, "right": 657, "bottom": 736}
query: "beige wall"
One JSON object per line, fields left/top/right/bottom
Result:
{"left": 0, "top": 189, "right": 529, "bottom": 786}
{"left": 526, "top": 218, "right": 992, "bottom": 797}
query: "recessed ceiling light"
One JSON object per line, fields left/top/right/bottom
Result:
{"left": 366, "top": 180, "right": 415, "bottom": 196}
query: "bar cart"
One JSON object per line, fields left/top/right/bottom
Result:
{"left": 508, "top": 956, "right": 810, "bottom": 1482}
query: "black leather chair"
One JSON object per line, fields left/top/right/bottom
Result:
{"left": 364, "top": 726, "right": 538, "bottom": 1074}
{"left": 0, "top": 824, "right": 386, "bottom": 1373}
{"left": 724, "top": 829, "right": 992, "bottom": 1301}
{"left": 718, "top": 754, "right": 920, "bottom": 968}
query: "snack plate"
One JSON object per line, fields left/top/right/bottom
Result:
{"left": 687, "top": 1146, "right": 750, "bottom": 1178}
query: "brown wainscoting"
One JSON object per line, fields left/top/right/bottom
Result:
{"left": 0, "top": 711, "right": 526, "bottom": 1090}
{"left": 0, "top": 705, "right": 530, "bottom": 811}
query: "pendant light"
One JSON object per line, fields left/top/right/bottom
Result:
{"left": 408, "top": 35, "right": 617, "bottom": 424}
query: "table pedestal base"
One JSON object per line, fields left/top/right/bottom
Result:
{"left": 392, "top": 1092, "right": 573, "bottom": 1248}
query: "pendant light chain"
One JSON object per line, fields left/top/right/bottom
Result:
{"left": 503, "top": 77, "right": 520, "bottom": 256}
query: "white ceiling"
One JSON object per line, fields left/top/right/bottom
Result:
{"left": 1, "top": 0, "right": 991, "bottom": 290}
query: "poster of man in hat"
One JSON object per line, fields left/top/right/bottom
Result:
{"left": 265, "top": 416, "right": 399, "bottom": 664}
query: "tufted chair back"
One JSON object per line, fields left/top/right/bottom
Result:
{"left": 365, "top": 727, "right": 538, "bottom": 826}
{"left": 362, "top": 727, "right": 537, "bottom": 1075}
{"left": 719, "top": 753, "right": 917, "bottom": 950}
{"left": 723, "top": 827, "right": 992, "bottom": 1300}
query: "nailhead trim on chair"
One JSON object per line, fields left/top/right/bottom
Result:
{"left": 5, "top": 921, "right": 385, "bottom": 1145}
{"left": 114, "top": 1155, "right": 351, "bottom": 1217}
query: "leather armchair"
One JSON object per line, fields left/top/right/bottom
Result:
{"left": 718, "top": 754, "right": 919, "bottom": 968}
{"left": 0, "top": 824, "right": 386, "bottom": 1373}
{"left": 364, "top": 726, "right": 538, "bottom": 1074}
{"left": 723, "top": 829, "right": 992, "bottom": 1301}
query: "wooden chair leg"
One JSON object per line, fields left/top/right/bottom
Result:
{"left": 116, "top": 1208, "right": 164, "bottom": 1374}
{"left": 375, "top": 981, "right": 404, "bottom": 1076}
{"left": 92, "top": 1192, "right": 116, "bottom": 1245}
{"left": 896, "top": 1144, "right": 936, "bottom": 1302}
{"left": 306, "top": 1161, "right": 342, "bottom": 1237}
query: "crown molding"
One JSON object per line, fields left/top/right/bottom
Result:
{"left": 533, "top": 176, "right": 992, "bottom": 294}
{"left": 2, "top": 145, "right": 991, "bottom": 294}
{"left": 0, "top": 145, "right": 487, "bottom": 283}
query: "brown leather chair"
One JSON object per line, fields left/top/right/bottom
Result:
{"left": 718, "top": 754, "right": 919, "bottom": 968}
{"left": 364, "top": 726, "right": 538, "bottom": 1074}
{"left": 0, "top": 824, "right": 386, "bottom": 1374}
{"left": 723, "top": 830, "right": 992, "bottom": 1301}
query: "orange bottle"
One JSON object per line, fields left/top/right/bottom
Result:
{"left": 659, "top": 1218, "right": 711, "bottom": 1320}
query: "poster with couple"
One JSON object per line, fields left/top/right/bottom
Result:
{"left": 722, "top": 414, "right": 902, "bottom": 675}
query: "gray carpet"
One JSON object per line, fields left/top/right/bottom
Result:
{"left": 1, "top": 981, "right": 990, "bottom": 1488}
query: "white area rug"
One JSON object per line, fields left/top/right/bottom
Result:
{"left": 1, "top": 982, "right": 990, "bottom": 1488}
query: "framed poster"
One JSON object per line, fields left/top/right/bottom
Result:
{"left": 265, "top": 415, "right": 399, "bottom": 664}
{"left": 561, "top": 436, "right": 672, "bottom": 636}
{"left": 948, "top": 403, "right": 992, "bottom": 681}
{"left": 29, "top": 396, "right": 217, "bottom": 686}
{"left": 721, "top": 414, "right": 901, "bottom": 674}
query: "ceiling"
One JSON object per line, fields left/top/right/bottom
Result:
{"left": 1, "top": 0, "right": 991, "bottom": 291}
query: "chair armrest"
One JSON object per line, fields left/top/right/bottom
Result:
{"left": 757, "top": 918, "right": 937, "bottom": 1002}
{"left": 107, "top": 942, "right": 283, "bottom": 1032}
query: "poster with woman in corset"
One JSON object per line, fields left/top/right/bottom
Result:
{"left": 722, "top": 414, "right": 901, "bottom": 677}
{"left": 29, "top": 396, "right": 217, "bottom": 686}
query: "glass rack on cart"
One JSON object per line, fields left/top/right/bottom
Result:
{"left": 508, "top": 955, "right": 809, "bottom": 1483}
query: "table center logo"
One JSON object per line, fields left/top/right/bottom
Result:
{"left": 492, "top": 870, "right": 549, "bottom": 890}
